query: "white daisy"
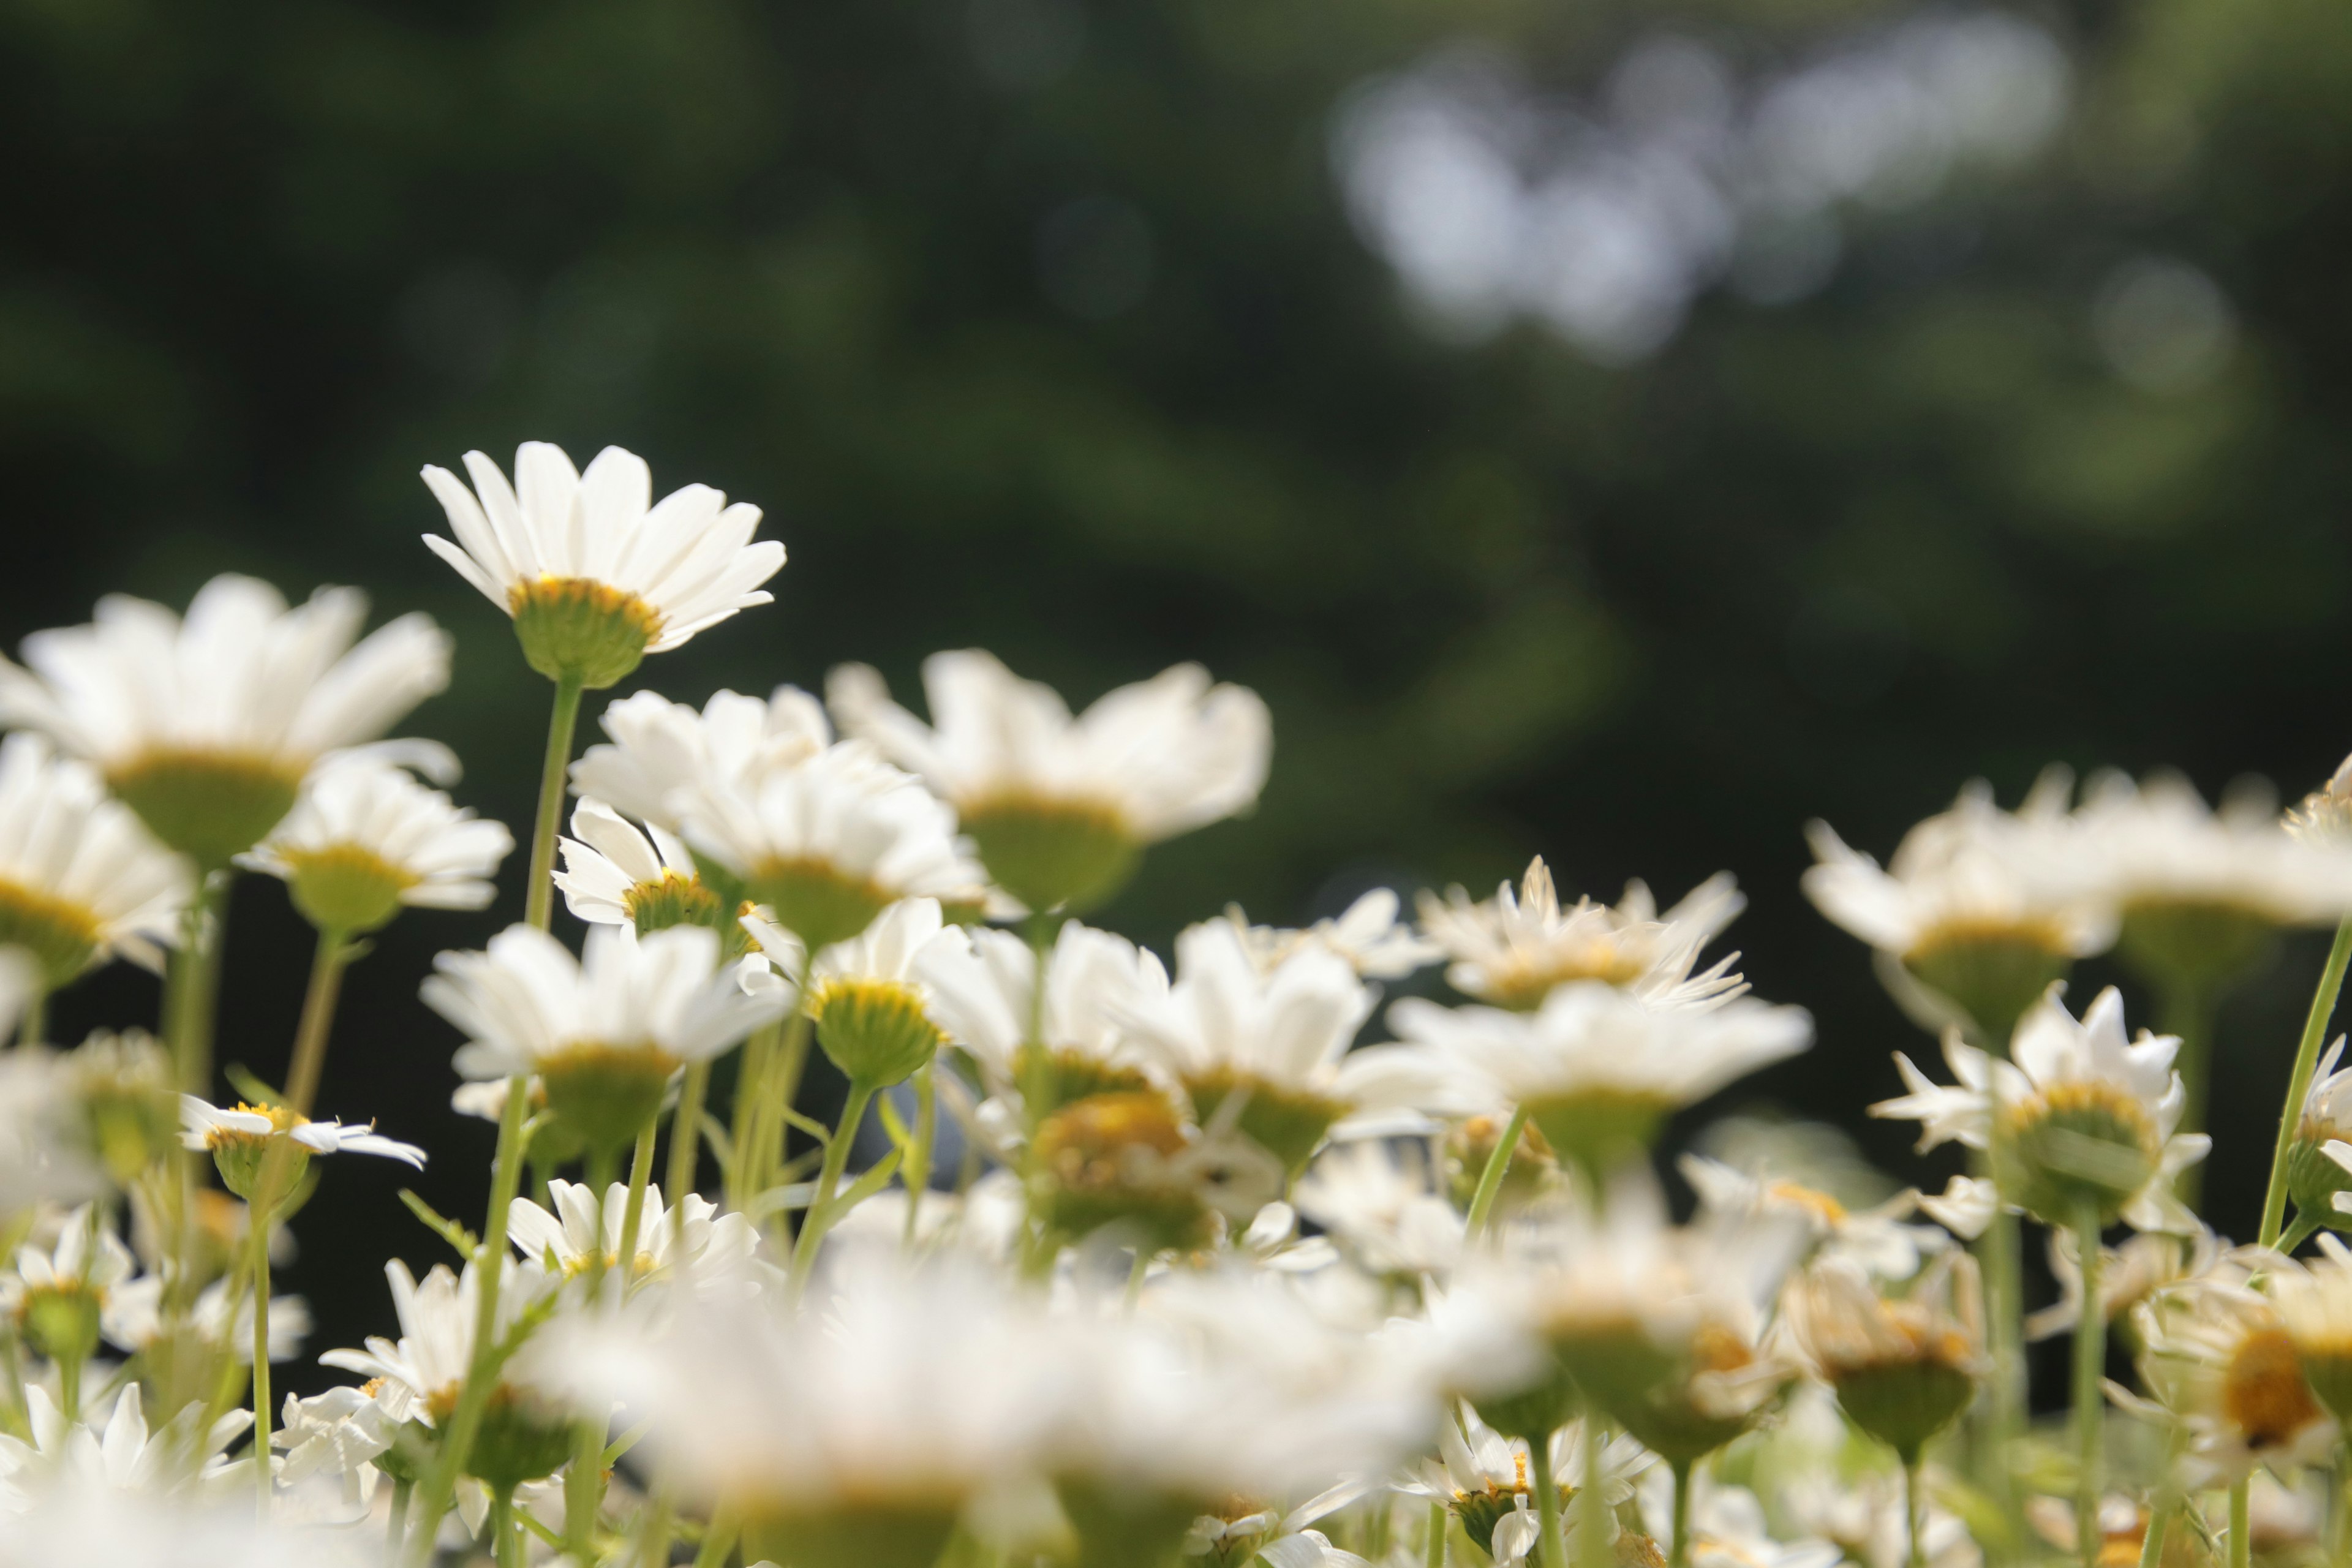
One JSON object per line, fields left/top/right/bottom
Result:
{"left": 421, "top": 442, "right": 785, "bottom": 682}
{"left": 0, "top": 1203, "right": 137, "bottom": 1366}
{"left": 0, "top": 734, "right": 188, "bottom": 991}
{"left": 507, "top": 1177, "right": 755, "bottom": 1284}
{"left": 1679, "top": 1154, "right": 1938, "bottom": 1281}
{"left": 0, "top": 574, "right": 451, "bottom": 867}
{"left": 178, "top": 1095, "right": 424, "bottom": 1167}
{"left": 916, "top": 918, "right": 1168, "bottom": 1098}
{"left": 1292, "top": 1139, "right": 1464, "bottom": 1278}
{"left": 1871, "top": 986, "right": 2207, "bottom": 1233}
{"left": 2128, "top": 1266, "right": 2335, "bottom": 1485}
{"left": 675, "top": 737, "right": 986, "bottom": 953}
{"left": 426, "top": 922, "right": 788, "bottom": 1158}
{"left": 1395, "top": 1407, "right": 1651, "bottom": 1568}
{"left": 570, "top": 685, "right": 832, "bottom": 831}
{"left": 553, "top": 797, "right": 713, "bottom": 931}
{"left": 271, "top": 1384, "right": 399, "bottom": 1498}
{"left": 2056, "top": 769, "right": 2352, "bottom": 929}
{"left": 1784, "top": 1253, "right": 1984, "bottom": 1460}
{"left": 2267, "top": 1234, "right": 2352, "bottom": 1426}
{"left": 0, "top": 1384, "right": 253, "bottom": 1510}
{"left": 1223, "top": 888, "right": 1439, "bottom": 981}
{"left": 240, "top": 751, "right": 511, "bottom": 933}
{"left": 802, "top": 897, "right": 964, "bottom": 1090}
{"left": 1419, "top": 858, "right": 1747, "bottom": 1012}
{"left": 1370, "top": 982, "right": 1811, "bottom": 1174}
{"left": 826, "top": 649, "right": 1271, "bottom": 911}
{"left": 100, "top": 1273, "right": 310, "bottom": 1365}
{"left": 1114, "top": 915, "right": 1378, "bottom": 1175}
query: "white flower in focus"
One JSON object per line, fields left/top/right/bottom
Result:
{"left": 101, "top": 1274, "right": 309, "bottom": 1364}
{"left": 1871, "top": 986, "right": 2207, "bottom": 1233}
{"left": 178, "top": 1096, "right": 426, "bottom": 1169}
{"left": 1293, "top": 1140, "right": 1464, "bottom": 1278}
{"left": 802, "top": 898, "right": 963, "bottom": 1088}
{"left": 1117, "top": 916, "right": 1378, "bottom": 1174}
{"left": 421, "top": 442, "right": 784, "bottom": 684}
{"left": 241, "top": 752, "right": 511, "bottom": 933}
{"left": 424, "top": 922, "right": 790, "bottom": 1152}
{"left": 1420, "top": 859, "right": 1747, "bottom": 1012}
{"left": 827, "top": 650, "right": 1270, "bottom": 911}
{"left": 1224, "top": 888, "right": 1438, "bottom": 981}
{"left": 0, "top": 735, "right": 188, "bottom": 989}
{"left": 554, "top": 798, "right": 713, "bottom": 931}
{"left": 0, "top": 575, "right": 451, "bottom": 867}
{"left": 508, "top": 1178, "right": 755, "bottom": 1286}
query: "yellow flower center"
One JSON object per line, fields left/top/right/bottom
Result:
{"left": 202, "top": 1101, "right": 303, "bottom": 1153}
{"left": 0, "top": 876, "right": 105, "bottom": 989}
{"left": 1483, "top": 942, "right": 1652, "bottom": 1009}
{"left": 2225, "top": 1327, "right": 2322, "bottom": 1449}
{"left": 1765, "top": 1180, "right": 1849, "bottom": 1226}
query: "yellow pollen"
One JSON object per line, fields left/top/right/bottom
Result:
{"left": 1765, "top": 1180, "right": 1848, "bottom": 1225}
{"left": 1691, "top": 1320, "right": 1757, "bottom": 1375}
{"left": 205, "top": 1102, "right": 303, "bottom": 1150}
{"left": 2225, "top": 1327, "right": 2322, "bottom": 1448}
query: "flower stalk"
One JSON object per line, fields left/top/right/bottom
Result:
{"left": 524, "top": 673, "right": 586, "bottom": 933}
{"left": 789, "top": 1078, "right": 877, "bottom": 1294}
{"left": 2261, "top": 916, "right": 2352, "bottom": 1246}
{"left": 2071, "top": 1199, "right": 2105, "bottom": 1568}
{"left": 1463, "top": 1104, "right": 1529, "bottom": 1238}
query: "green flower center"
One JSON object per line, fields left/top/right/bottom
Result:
{"left": 958, "top": 793, "right": 1139, "bottom": 914}
{"left": 108, "top": 748, "right": 303, "bottom": 870}
{"left": 508, "top": 576, "right": 662, "bottom": 690}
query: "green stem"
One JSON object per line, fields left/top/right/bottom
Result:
{"left": 1577, "top": 1416, "right": 1610, "bottom": 1568}
{"left": 2329, "top": 1441, "right": 2351, "bottom": 1568}
{"left": 494, "top": 1486, "right": 524, "bottom": 1568}
{"left": 386, "top": 1477, "right": 412, "bottom": 1558}
{"left": 252, "top": 1204, "right": 273, "bottom": 1517}
{"left": 1975, "top": 1162, "right": 2026, "bottom": 1561}
{"left": 616, "top": 1116, "right": 658, "bottom": 1287}
{"left": 667, "top": 1058, "right": 711, "bottom": 1234}
{"left": 1905, "top": 1456, "right": 1926, "bottom": 1568}
{"left": 1533, "top": 1430, "right": 1570, "bottom": 1568}
{"left": 763, "top": 1008, "right": 814, "bottom": 1222}
{"left": 693, "top": 1508, "right": 738, "bottom": 1568}
{"left": 1425, "top": 1500, "right": 1448, "bottom": 1568}
{"left": 17, "top": 982, "right": 45, "bottom": 1049}
{"left": 1125, "top": 1245, "right": 1152, "bottom": 1312}
{"left": 2230, "top": 1478, "right": 2250, "bottom": 1568}
{"left": 565, "top": 1417, "right": 603, "bottom": 1561}
{"left": 2073, "top": 1200, "right": 2106, "bottom": 1568}
{"left": 902, "top": 1063, "right": 936, "bottom": 1247}
{"left": 725, "top": 1020, "right": 777, "bottom": 1214}
{"left": 1670, "top": 1458, "right": 1694, "bottom": 1568}
{"left": 2136, "top": 1494, "right": 2172, "bottom": 1568}
{"left": 790, "top": 1079, "right": 876, "bottom": 1294}
{"left": 2263, "top": 918, "right": 2352, "bottom": 1248}
{"left": 403, "top": 1072, "right": 532, "bottom": 1568}
{"left": 524, "top": 674, "right": 586, "bottom": 933}
{"left": 2283, "top": 1212, "right": 2324, "bottom": 1257}
{"left": 2160, "top": 984, "right": 2218, "bottom": 1212}
{"left": 282, "top": 927, "right": 353, "bottom": 1117}
{"left": 168, "top": 870, "right": 230, "bottom": 1100}
{"left": 1464, "top": 1106, "right": 1530, "bottom": 1237}
{"left": 57, "top": 1340, "right": 79, "bottom": 1425}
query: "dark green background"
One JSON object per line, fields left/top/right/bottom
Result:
{"left": 6, "top": 0, "right": 2349, "bottom": 1393}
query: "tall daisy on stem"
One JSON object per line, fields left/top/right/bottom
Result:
{"left": 414, "top": 440, "right": 782, "bottom": 1563}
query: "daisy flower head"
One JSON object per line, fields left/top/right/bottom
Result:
{"left": 1400, "top": 1408, "right": 1651, "bottom": 1568}
{"left": 101, "top": 1273, "right": 310, "bottom": 1367}
{"left": 916, "top": 918, "right": 1170, "bottom": 1114}
{"left": 2278, "top": 1038, "right": 2352, "bottom": 1229}
{"left": 318, "top": 1257, "right": 569, "bottom": 1494}
{"left": 239, "top": 750, "right": 511, "bottom": 935}
{"left": 673, "top": 726, "right": 986, "bottom": 954}
{"left": 2254, "top": 1235, "right": 2352, "bottom": 1428}
{"left": 1115, "top": 913, "right": 1378, "bottom": 1177}
{"left": 1785, "top": 1252, "right": 1983, "bottom": 1463}
{"left": 61, "top": 1028, "right": 179, "bottom": 1185}
{"left": 805, "top": 897, "right": 961, "bottom": 1090}
{"left": 1, "top": 1203, "right": 135, "bottom": 1378}
{"left": 1222, "top": 888, "right": 1439, "bottom": 981}
{"left": 1871, "top": 986, "right": 2206, "bottom": 1233}
{"left": 0, "top": 734, "right": 189, "bottom": 993}
{"left": 554, "top": 797, "right": 725, "bottom": 937}
{"left": 2128, "top": 1270, "right": 2335, "bottom": 1486}
{"left": 826, "top": 649, "right": 1271, "bottom": 913}
{"left": 570, "top": 685, "right": 832, "bottom": 832}
{"left": 426, "top": 921, "right": 790, "bottom": 1159}
{"left": 0, "top": 574, "right": 451, "bottom": 869}
{"left": 1419, "top": 858, "right": 1747, "bottom": 1012}
{"left": 2057, "top": 769, "right": 2352, "bottom": 995}
{"left": 507, "top": 1177, "right": 755, "bottom": 1289}
{"left": 1293, "top": 1139, "right": 1466, "bottom": 1279}
{"left": 179, "top": 1095, "right": 423, "bottom": 1208}
{"left": 1382, "top": 982, "right": 1811, "bottom": 1180}
{"left": 421, "top": 441, "right": 784, "bottom": 687}
{"left": 1501, "top": 1169, "right": 1812, "bottom": 1466}
{"left": 1804, "top": 774, "right": 2114, "bottom": 1045}
{"left": 1679, "top": 1153, "right": 1936, "bottom": 1282}
{"left": 552, "top": 1253, "right": 1074, "bottom": 1568}
{"left": 0, "top": 1383, "right": 257, "bottom": 1511}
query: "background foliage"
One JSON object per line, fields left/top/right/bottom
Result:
{"left": 6, "top": 0, "right": 2350, "bottom": 1387}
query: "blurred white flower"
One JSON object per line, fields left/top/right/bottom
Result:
{"left": 508, "top": 1177, "right": 755, "bottom": 1286}
{"left": 1224, "top": 888, "right": 1438, "bottom": 981}
{"left": 0, "top": 734, "right": 188, "bottom": 989}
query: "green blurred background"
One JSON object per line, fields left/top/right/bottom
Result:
{"left": 7, "top": 0, "right": 2350, "bottom": 1385}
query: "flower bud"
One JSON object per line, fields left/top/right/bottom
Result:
{"left": 959, "top": 795, "right": 1141, "bottom": 914}
{"left": 811, "top": 978, "right": 943, "bottom": 1090}
{"left": 508, "top": 576, "right": 658, "bottom": 690}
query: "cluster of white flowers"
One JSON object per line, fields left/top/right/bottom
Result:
{"left": 2, "top": 437, "right": 2351, "bottom": 1568}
